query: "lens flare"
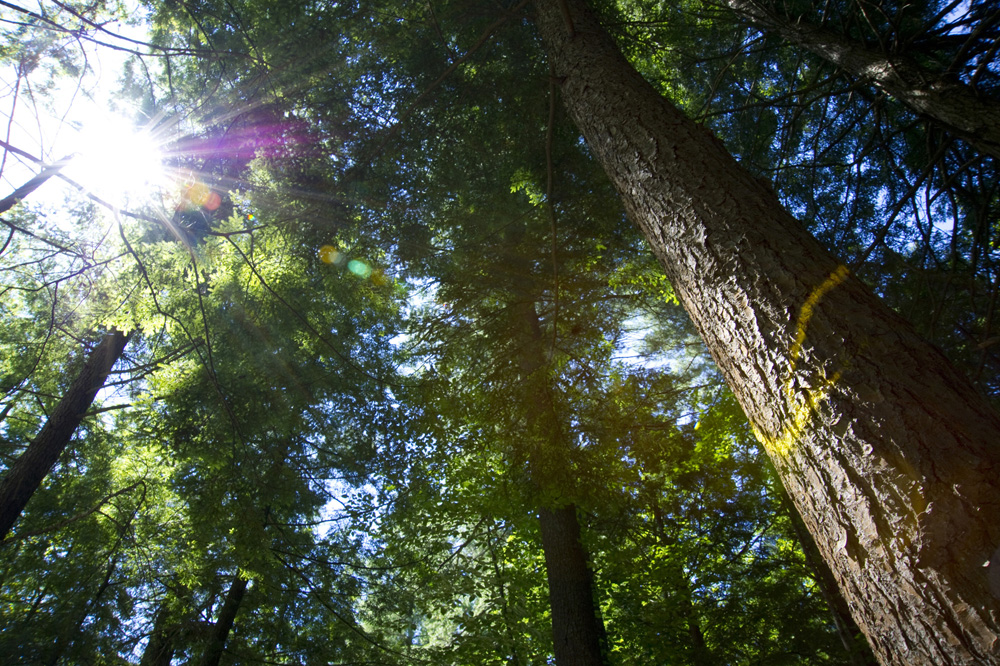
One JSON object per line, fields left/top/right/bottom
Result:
{"left": 347, "top": 259, "right": 372, "bottom": 278}
{"left": 320, "top": 245, "right": 384, "bottom": 283}
{"left": 62, "top": 106, "right": 169, "bottom": 206}
{"left": 179, "top": 181, "right": 221, "bottom": 211}
{"left": 318, "top": 245, "right": 339, "bottom": 264}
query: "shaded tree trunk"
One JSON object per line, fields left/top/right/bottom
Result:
{"left": 140, "top": 584, "right": 194, "bottom": 666}
{"left": 533, "top": 0, "right": 1000, "bottom": 663}
{"left": 774, "top": 483, "right": 877, "bottom": 666}
{"left": 514, "top": 298, "right": 609, "bottom": 666}
{"left": 44, "top": 553, "right": 119, "bottom": 666}
{"left": 0, "top": 329, "right": 130, "bottom": 540}
{"left": 718, "top": 0, "right": 1000, "bottom": 160}
{"left": 141, "top": 602, "right": 182, "bottom": 666}
{"left": 538, "top": 504, "right": 608, "bottom": 666}
{"left": 486, "top": 521, "right": 524, "bottom": 666}
{"left": 651, "top": 502, "right": 712, "bottom": 666}
{"left": 199, "top": 575, "right": 248, "bottom": 666}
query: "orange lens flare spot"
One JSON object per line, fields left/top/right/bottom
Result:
{"left": 185, "top": 182, "right": 212, "bottom": 207}
{"left": 318, "top": 245, "right": 339, "bottom": 264}
{"left": 204, "top": 191, "right": 222, "bottom": 211}
{"left": 177, "top": 181, "right": 221, "bottom": 212}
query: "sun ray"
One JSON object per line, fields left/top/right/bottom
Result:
{"left": 61, "top": 104, "right": 174, "bottom": 209}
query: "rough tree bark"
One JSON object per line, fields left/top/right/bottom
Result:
{"left": 775, "top": 484, "right": 877, "bottom": 666}
{"left": 0, "top": 328, "right": 130, "bottom": 540}
{"left": 718, "top": 0, "right": 1000, "bottom": 160}
{"left": 533, "top": 0, "right": 1000, "bottom": 664}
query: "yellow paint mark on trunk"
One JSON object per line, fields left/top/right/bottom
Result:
{"left": 757, "top": 264, "right": 850, "bottom": 457}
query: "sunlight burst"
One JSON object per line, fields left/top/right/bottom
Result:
{"left": 61, "top": 105, "right": 170, "bottom": 208}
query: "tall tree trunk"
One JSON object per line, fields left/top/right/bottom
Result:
{"left": 0, "top": 329, "right": 130, "bottom": 540}
{"left": 718, "top": 0, "right": 1000, "bottom": 160}
{"left": 486, "top": 521, "right": 524, "bottom": 666}
{"left": 44, "top": 553, "right": 120, "bottom": 666}
{"left": 533, "top": 1, "right": 1000, "bottom": 664}
{"left": 538, "top": 504, "right": 608, "bottom": 666}
{"left": 651, "top": 502, "right": 712, "bottom": 666}
{"left": 514, "top": 299, "right": 609, "bottom": 666}
{"left": 140, "top": 585, "right": 193, "bottom": 666}
{"left": 199, "top": 575, "right": 248, "bottom": 666}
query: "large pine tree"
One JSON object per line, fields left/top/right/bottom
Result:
{"left": 533, "top": 0, "right": 1000, "bottom": 663}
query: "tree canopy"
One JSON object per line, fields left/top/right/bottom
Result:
{"left": 1, "top": 0, "right": 997, "bottom": 664}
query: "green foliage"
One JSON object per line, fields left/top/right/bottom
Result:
{"left": 3, "top": 0, "right": 991, "bottom": 663}
{"left": 606, "top": 0, "right": 1000, "bottom": 397}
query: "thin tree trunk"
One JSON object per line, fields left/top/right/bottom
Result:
{"left": 0, "top": 155, "right": 73, "bottom": 215}
{"left": 538, "top": 504, "right": 608, "bottom": 666}
{"left": 0, "top": 329, "right": 130, "bottom": 540}
{"left": 199, "top": 575, "right": 248, "bottom": 666}
{"left": 140, "top": 603, "right": 181, "bottom": 666}
{"left": 533, "top": 0, "right": 1000, "bottom": 663}
{"left": 514, "top": 297, "right": 609, "bottom": 666}
{"left": 774, "top": 482, "right": 877, "bottom": 666}
{"left": 651, "top": 502, "right": 712, "bottom": 666}
{"left": 486, "top": 521, "right": 524, "bottom": 666}
{"left": 45, "top": 553, "right": 120, "bottom": 666}
{"left": 718, "top": 0, "right": 1000, "bottom": 160}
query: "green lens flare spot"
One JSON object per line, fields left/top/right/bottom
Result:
{"left": 348, "top": 259, "right": 372, "bottom": 278}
